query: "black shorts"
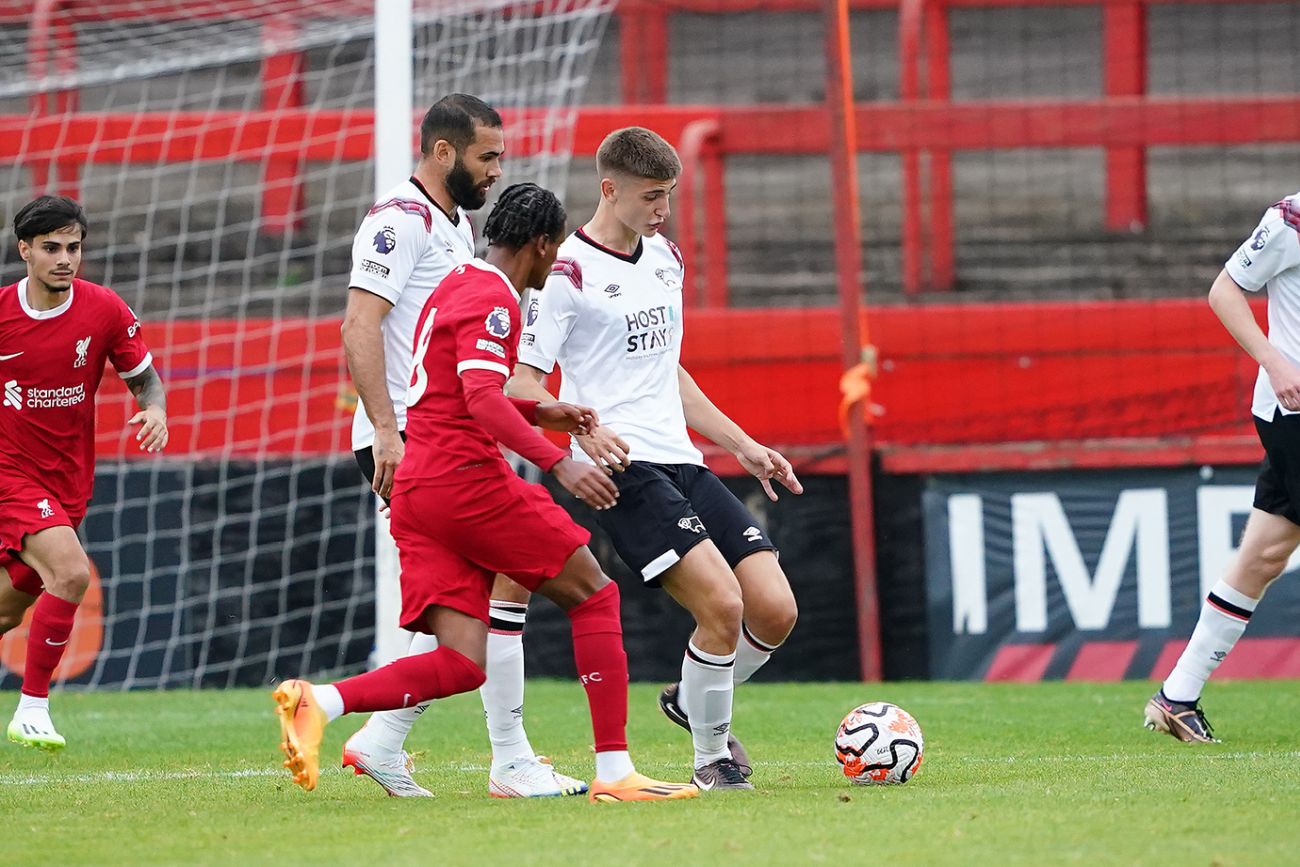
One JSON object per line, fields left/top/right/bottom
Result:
{"left": 595, "top": 462, "right": 776, "bottom": 586}
{"left": 1253, "top": 409, "right": 1300, "bottom": 525}
{"left": 354, "top": 431, "right": 407, "bottom": 492}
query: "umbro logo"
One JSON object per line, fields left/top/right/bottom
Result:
{"left": 743, "top": 526, "right": 763, "bottom": 542}
{"left": 603, "top": 284, "right": 622, "bottom": 298}
{"left": 713, "top": 722, "right": 730, "bottom": 735}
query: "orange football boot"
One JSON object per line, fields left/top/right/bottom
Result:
{"left": 273, "top": 679, "right": 328, "bottom": 791}
{"left": 588, "top": 772, "right": 698, "bottom": 803}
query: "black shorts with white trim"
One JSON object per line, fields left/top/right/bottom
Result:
{"left": 595, "top": 461, "right": 776, "bottom": 587}
{"left": 1253, "top": 409, "right": 1300, "bottom": 525}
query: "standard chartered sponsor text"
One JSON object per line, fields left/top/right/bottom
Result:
{"left": 27, "top": 384, "right": 86, "bottom": 408}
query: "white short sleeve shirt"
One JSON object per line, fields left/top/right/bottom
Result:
{"left": 347, "top": 178, "right": 475, "bottom": 449}
{"left": 519, "top": 228, "right": 704, "bottom": 466}
{"left": 1224, "top": 193, "right": 1300, "bottom": 420}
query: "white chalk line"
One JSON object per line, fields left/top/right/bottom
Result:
{"left": 4, "top": 751, "right": 1297, "bottom": 786}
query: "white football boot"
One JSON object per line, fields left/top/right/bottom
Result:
{"left": 7, "top": 704, "right": 66, "bottom": 752}
{"left": 488, "top": 755, "right": 589, "bottom": 798}
{"left": 341, "top": 725, "right": 433, "bottom": 798}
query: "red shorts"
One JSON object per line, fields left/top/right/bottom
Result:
{"left": 0, "top": 475, "right": 83, "bottom": 597}
{"left": 389, "top": 469, "right": 591, "bottom": 631}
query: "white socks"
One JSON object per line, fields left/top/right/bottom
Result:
{"left": 312, "top": 684, "right": 345, "bottom": 722}
{"left": 352, "top": 602, "right": 536, "bottom": 764}
{"left": 1163, "top": 580, "right": 1259, "bottom": 703}
{"left": 734, "top": 624, "right": 779, "bottom": 685}
{"left": 355, "top": 632, "right": 440, "bottom": 747}
{"left": 678, "top": 640, "right": 736, "bottom": 768}
{"left": 483, "top": 601, "right": 534, "bottom": 767}
{"left": 594, "top": 750, "right": 635, "bottom": 782}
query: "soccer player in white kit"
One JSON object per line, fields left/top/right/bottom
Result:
{"left": 509, "top": 127, "right": 801, "bottom": 790}
{"left": 340, "top": 94, "right": 584, "bottom": 797}
{"left": 1146, "top": 192, "right": 1300, "bottom": 743}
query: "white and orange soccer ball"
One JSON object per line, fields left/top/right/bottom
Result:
{"left": 834, "top": 701, "right": 924, "bottom": 785}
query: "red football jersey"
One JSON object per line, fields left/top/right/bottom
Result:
{"left": 397, "top": 259, "right": 528, "bottom": 485}
{"left": 0, "top": 278, "right": 153, "bottom": 510}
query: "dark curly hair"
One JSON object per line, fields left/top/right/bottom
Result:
{"left": 483, "top": 183, "right": 566, "bottom": 249}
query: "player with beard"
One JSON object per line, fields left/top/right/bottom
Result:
{"left": 274, "top": 183, "right": 697, "bottom": 803}
{"left": 340, "top": 94, "right": 584, "bottom": 798}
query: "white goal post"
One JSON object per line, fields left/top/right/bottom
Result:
{"left": 0, "top": 0, "right": 614, "bottom": 689}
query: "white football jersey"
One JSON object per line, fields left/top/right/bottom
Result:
{"left": 519, "top": 228, "right": 703, "bottom": 466}
{"left": 1224, "top": 192, "right": 1300, "bottom": 420}
{"left": 348, "top": 178, "right": 475, "bottom": 449}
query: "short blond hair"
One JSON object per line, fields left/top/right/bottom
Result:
{"left": 596, "top": 127, "right": 681, "bottom": 181}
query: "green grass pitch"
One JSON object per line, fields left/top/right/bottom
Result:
{"left": 2, "top": 681, "right": 1297, "bottom": 866}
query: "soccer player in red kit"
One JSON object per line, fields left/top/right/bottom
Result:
{"left": 0, "top": 196, "right": 168, "bottom": 750}
{"left": 273, "top": 184, "right": 696, "bottom": 803}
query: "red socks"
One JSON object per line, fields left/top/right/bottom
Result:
{"left": 21, "top": 593, "right": 79, "bottom": 699}
{"left": 567, "top": 582, "right": 629, "bottom": 753}
{"left": 330, "top": 583, "right": 627, "bottom": 749}
{"left": 334, "top": 645, "right": 485, "bottom": 715}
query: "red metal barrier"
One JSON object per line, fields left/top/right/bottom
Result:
{"left": 92, "top": 298, "right": 1263, "bottom": 472}
{"left": 8, "top": 0, "right": 1293, "bottom": 299}
{"left": 617, "top": 0, "right": 1275, "bottom": 294}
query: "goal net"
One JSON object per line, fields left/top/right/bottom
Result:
{"left": 0, "top": 0, "right": 613, "bottom": 690}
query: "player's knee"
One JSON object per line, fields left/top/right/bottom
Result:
{"left": 542, "top": 550, "right": 609, "bottom": 611}
{"left": 45, "top": 562, "right": 90, "bottom": 602}
{"left": 697, "top": 585, "right": 744, "bottom": 640}
{"left": 440, "top": 647, "right": 487, "bottom": 694}
{"left": 1250, "top": 543, "right": 1293, "bottom": 582}
{"left": 749, "top": 595, "right": 798, "bottom": 645}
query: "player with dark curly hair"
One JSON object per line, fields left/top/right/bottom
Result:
{"left": 273, "top": 184, "right": 698, "bottom": 804}
{"left": 341, "top": 95, "right": 586, "bottom": 801}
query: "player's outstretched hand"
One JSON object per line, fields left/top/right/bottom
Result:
{"left": 372, "top": 428, "right": 405, "bottom": 500}
{"left": 551, "top": 456, "right": 620, "bottom": 510}
{"left": 736, "top": 441, "right": 804, "bottom": 502}
{"left": 536, "top": 401, "right": 599, "bottom": 435}
{"left": 576, "top": 425, "right": 631, "bottom": 474}
{"left": 129, "top": 406, "right": 169, "bottom": 454}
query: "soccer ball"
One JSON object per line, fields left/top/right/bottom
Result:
{"left": 834, "top": 702, "right": 924, "bottom": 785}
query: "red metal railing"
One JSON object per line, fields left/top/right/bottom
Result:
{"left": 895, "top": 0, "right": 1155, "bottom": 293}
{"left": 620, "top": 0, "right": 1287, "bottom": 295}
{"left": 89, "top": 298, "right": 1262, "bottom": 466}
{"left": 8, "top": 0, "right": 1297, "bottom": 300}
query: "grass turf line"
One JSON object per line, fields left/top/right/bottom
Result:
{"left": 1, "top": 681, "right": 1298, "bottom": 866}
